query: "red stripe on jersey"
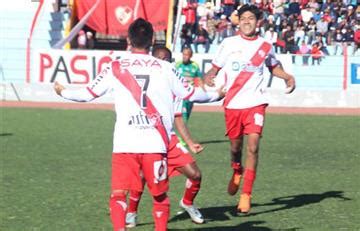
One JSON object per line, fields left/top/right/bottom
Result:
{"left": 211, "top": 63, "right": 221, "bottom": 70}
{"left": 111, "top": 61, "right": 169, "bottom": 148}
{"left": 86, "top": 87, "right": 99, "bottom": 98}
{"left": 183, "top": 88, "right": 195, "bottom": 100}
{"left": 223, "top": 42, "right": 272, "bottom": 108}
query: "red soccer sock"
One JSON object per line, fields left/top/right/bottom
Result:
{"left": 242, "top": 169, "right": 256, "bottom": 195}
{"left": 128, "top": 190, "right": 143, "bottom": 213}
{"left": 231, "top": 161, "right": 243, "bottom": 175}
{"left": 153, "top": 194, "right": 170, "bottom": 231}
{"left": 109, "top": 192, "right": 127, "bottom": 231}
{"left": 182, "top": 178, "right": 201, "bottom": 206}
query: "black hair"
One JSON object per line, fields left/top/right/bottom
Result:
{"left": 152, "top": 45, "right": 172, "bottom": 62}
{"left": 237, "top": 4, "right": 262, "bottom": 20}
{"left": 181, "top": 46, "right": 193, "bottom": 53}
{"left": 128, "top": 18, "right": 154, "bottom": 49}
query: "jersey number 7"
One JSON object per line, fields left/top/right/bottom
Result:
{"left": 135, "top": 75, "right": 150, "bottom": 109}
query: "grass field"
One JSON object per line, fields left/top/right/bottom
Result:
{"left": 1, "top": 107, "right": 359, "bottom": 231}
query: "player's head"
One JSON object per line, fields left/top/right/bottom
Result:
{"left": 237, "top": 4, "right": 262, "bottom": 37}
{"left": 128, "top": 18, "right": 154, "bottom": 50}
{"left": 152, "top": 46, "right": 172, "bottom": 62}
{"left": 181, "top": 47, "right": 193, "bottom": 64}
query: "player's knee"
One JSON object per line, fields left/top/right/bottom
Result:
{"left": 110, "top": 189, "right": 127, "bottom": 200}
{"left": 153, "top": 193, "right": 169, "bottom": 204}
{"left": 247, "top": 143, "right": 259, "bottom": 156}
{"left": 189, "top": 170, "right": 202, "bottom": 181}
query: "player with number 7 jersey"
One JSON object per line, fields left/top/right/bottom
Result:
{"left": 58, "top": 52, "right": 221, "bottom": 154}
{"left": 53, "top": 18, "right": 223, "bottom": 231}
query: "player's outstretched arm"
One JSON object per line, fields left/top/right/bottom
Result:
{"left": 54, "top": 81, "right": 65, "bottom": 96}
{"left": 174, "top": 116, "right": 204, "bottom": 154}
{"left": 272, "top": 65, "right": 296, "bottom": 94}
{"left": 53, "top": 81, "right": 98, "bottom": 102}
{"left": 189, "top": 84, "right": 225, "bottom": 103}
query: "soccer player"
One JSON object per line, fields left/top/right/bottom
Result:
{"left": 175, "top": 47, "right": 203, "bottom": 124}
{"left": 204, "top": 4, "right": 296, "bottom": 214}
{"left": 125, "top": 46, "right": 211, "bottom": 228}
{"left": 54, "top": 19, "right": 223, "bottom": 231}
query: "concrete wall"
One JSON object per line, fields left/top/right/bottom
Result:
{"left": 1, "top": 49, "right": 359, "bottom": 108}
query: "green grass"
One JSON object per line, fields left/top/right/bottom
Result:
{"left": 1, "top": 107, "right": 359, "bottom": 231}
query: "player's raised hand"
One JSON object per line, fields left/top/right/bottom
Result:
{"left": 284, "top": 75, "right": 296, "bottom": 94}
{"left": 204, "top": 68, "right": 218, "bottom": 87}
{"left": 54, "top": 81, "right": 65, "bottom": 96}
{"left": 189, "top": 143, "right": 204, "bottom": 154}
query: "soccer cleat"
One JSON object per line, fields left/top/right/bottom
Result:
{"left": 179, "top": 199, "right": 204, "bottom": 224}
{"left": 227, "top": 172, "right": 242, "bottom": 196}
{"left": 125, "top": 212, "right": 137, "bottom": 228}
{"left": 237, "top": 193, "right": 251, "bottom": 213}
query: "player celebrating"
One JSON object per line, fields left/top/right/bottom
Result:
{"left": 204, "top": 4, "right": 296, "bottom": 214}
{"left": 54, "top": 19, "right": 223, "bottom": 231}
{"left": 126, "top": 46, "right": 214, "bottom": 228}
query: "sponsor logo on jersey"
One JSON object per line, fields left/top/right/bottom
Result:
{"left": 128, "top": 111, "right": 163, "bottom": 129}
{"left": 231, "top": 61, "right": 261, "bottom": 72}
{"left": 120, "top": 58, "right": 161, "bottom": 68}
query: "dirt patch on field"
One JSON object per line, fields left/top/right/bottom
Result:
{"left": 1, "top": 101, "right": 359, "bottom": 116}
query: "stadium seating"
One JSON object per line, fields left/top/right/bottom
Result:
{"left": 0, "top": 6, "right": 66, "bottom": 83}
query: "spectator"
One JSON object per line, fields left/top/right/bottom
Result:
{"left": 223, "top": 0, "right": 235, "bottom": 18}
{"left": 311, "top": 43, "right": 322, "bottom": 65}
{"left": 222, "top": 23, "right": 234, "bottom": 40}
{"left": 273, "top": 0, "right": 285, "bottom": 23}
{"left": 300, "top": 5, "right": 313, "bottom": 24}
{"left": 182, "top": 2, "right": 197, "bottom": 34}
{"left": 353, "top": 25, "right": 360, "bottom": 55}
{"left": 315, "top": 36, "right": 330, "bottom": 56}
{"left": 327, "top": 17, "right": 338, "bottom": 45}
{"left": 344, "top": 26, "right": 355, "bottom": 54}
{"left": 294, "top": 25, "right": 305, "bottom": 45}
{"left": 193, "top": 25, "right": 211, "bottom": 53}
{"left": 216, "top": 14, "right": 229, "bottom": 44}
{"left": 306, "top": 18, "right": 317, "bottom": 45}
{"left": 308, "top": 0, "right": 320, "bottom": 14}
{"left": 333, "top": 28, "right": 344, "bottom": 55}
{"left": 77, "top": 30, "right": 86, "bottom": 49}
{"left": 206, "top": 14, "right": 218, "bottom": 43}
{"left": 264, "top": 27, "right": 279, "bottom": 52}
{"left": 316, "top": 16, "right": 329, "bottom": 44}
{"left": 287, "top": 0, "right": 300, "bottom": 16}
{"left": 299, "top": 40, "right": 311, "bottom": 65}
{"left": 283, "top": 25, "right": 298, "bottom": 63}
{"left": 312, "top": 8, "right": 322, "bottom": 22}
{"left": 180, "top": 24, "right": 193, "bottom": 51}
{"left": 263, "top": 14, "right": 276, "bottom": 31}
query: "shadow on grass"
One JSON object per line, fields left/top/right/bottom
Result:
{"left": 169, "top": 205, "right": 237, "bottom": 224}
{"left": 199, "top": 139, "right": 228, "bottom": 145}
{"left": 168, "top": 221, "right": 273, "bottom": 231}
{"left": 248, "top": 190, "right": 351, "bottom": 217}
{"left": 0, "top": 133, "right": 13, "bottom": 136}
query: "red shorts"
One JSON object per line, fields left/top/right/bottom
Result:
{"left": 224, "top": 104, "right": 267, "bottom": 139}
{"left": 167, "top": 135, "right": 195, "bottom": 177}
{"left": 111, "top": 153, "right": 168, "bottom": 196}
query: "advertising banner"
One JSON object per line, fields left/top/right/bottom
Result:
{"left": 76, "top": 0, "right": 169, "bottom": 35}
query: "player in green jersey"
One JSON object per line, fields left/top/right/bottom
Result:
{"left": 175, "top": 47, "right": 204, "bottom": 123}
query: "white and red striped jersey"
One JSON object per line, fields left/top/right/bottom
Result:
{"left": 212, "top": 34, "right": 280, "bottom": 109}
{"left": 60, "top": 52, "right": 219, "bottom": 154}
